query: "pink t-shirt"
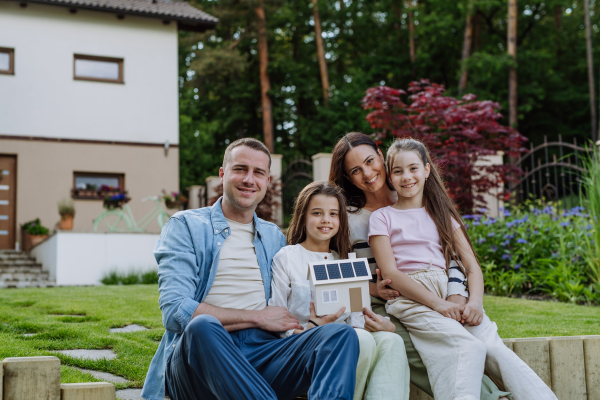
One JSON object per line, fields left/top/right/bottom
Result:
{"left": 368, "top": 206, "right": 460, "bottom": 273}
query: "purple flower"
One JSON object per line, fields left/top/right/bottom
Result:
{"left": 517, "top": 238, "right": 527, "bottom": 244}
{"left": 483, "top": 219, "right": 496, "bottom": 226}
{"left": 478, "top": 238, "right": 486, "bottom": 244}
{"left": 462, "top": 215, "right": 476, "bottom": 220}
{"left": 490, "top": 245, "right": 498, "bottom": 252}
{"left": 501, "top": 240, "right": 510, "bottom": 247}
{"left": 560, "top": 221, "right": 570, "bottom": 227}
{"left": 504, "top": 234, "right": 515, "bottom": 240}
{"left": 488, "top": 232, "right": 495, "bottom": 237}
{"left": 502, "top": 254, "right": 512, "bottom": 260}
{"left": 587, "top": 224, "right": 594, "bottom": 230}
{"left": 503, "top": 209, "right": 512, "bottom": 217}
{"left": 514, "top": 264, "right": 521, "bottom": 270}
{"left": 473, "top": 221, "right": 480, "bottom": 226}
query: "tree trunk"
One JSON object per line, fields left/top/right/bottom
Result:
{"left": 312, "top": 0, "right": 330, "bottom": 107}
{"left": 507, "top": 0, "right": 518, "bottom": 128}
{"left": 408, "top": 2, "right": 415, "bottom": 64}
{"left": 255, "top": 2, "right": 274, "bottom": 152}
{"left": 459, "top": 0, "right": 474, "bottom": 95}
{"left": 555, "top": 6, "right": 562, "bottom": 61}
{"left": 473, "top": 12, "right": 481, "bottom": 50}
{"left": 585, "top": 0, "right": 598, "bottom": 141}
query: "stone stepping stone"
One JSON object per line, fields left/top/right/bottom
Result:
{"left": 116, "top": 388, "right": 167, "bottom": 400}
{"left": 110, "top": 324, "right": 148, "bottom": 333}
{"left": 55, "top": 349, "right": 117, "bottom": 360}
{"left": 73, "top": 367, "right": 129, "bottom": 383}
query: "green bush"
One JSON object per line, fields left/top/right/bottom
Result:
{"left": 101, "top": 269, "right": 158, "bottom": 285}
{"left": 141, "top": 270, "right": 159, "bottom": 284}
{"left": 20, "top": 218, "right": 50, "bottom": 236}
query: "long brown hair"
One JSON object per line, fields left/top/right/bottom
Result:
{"left": 329, "top": 132, "right": 394, "bottom": 212}
{"left": 386, "top": 138, "right": 478, "bottom": 273}
{"left": 286, "top": 181, "right": 351, "bottom": 259}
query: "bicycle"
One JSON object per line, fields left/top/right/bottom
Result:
{"left": 93, "top": 196, "right": 172, "bottom": 233}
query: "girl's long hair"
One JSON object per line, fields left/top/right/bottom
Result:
{"left": 286, "top": 181, "right": 351, "bottom": 259}
{"left": 386, "top": 138, "right": 478, "bottom": 273}
{"left": 329, "top": 132, "right": 394, "bottom": 212}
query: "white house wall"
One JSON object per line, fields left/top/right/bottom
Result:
{"left": 32, "top": 231, "right": 159, "bottom": 286}
{"left": 0, "top": 2, "right": 179, "bottom": 145}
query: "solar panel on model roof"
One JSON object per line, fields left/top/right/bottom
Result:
{"left": 353, "top": 261, "right": 369, "bottom": 277}
{"left": 326, "top": 264, "right": 342, "bottom": 280}
{"left": 313, "top": 264, "right": 328, "bottom": 281}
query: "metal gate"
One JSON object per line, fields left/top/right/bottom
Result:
{"left": 515, "top": 135, "right": 591, "bottom": 209}
{"left": 281, "top": 157, "right": 313, "bottom": 226}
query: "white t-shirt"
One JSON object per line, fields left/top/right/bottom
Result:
{"left": 269, "top": 244, "right": 365, "bottom": 337}
{"left": 203, "top": 218, "right": 267, "bottom": 311}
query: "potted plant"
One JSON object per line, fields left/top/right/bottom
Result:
{"left": 162, "top": 189, "right": 188, "bottom": 210}
{"left": 58, "top": 199, "right": 75, "bottom": 230}
{"left": 21, "top": 218, "right": 50, "bottom": 251}
{"left": 103, "top": 192, "right": 130, "bottom": 209}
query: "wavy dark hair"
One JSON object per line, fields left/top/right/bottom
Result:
{"left": 286, "top": 181, "right": 350, "bottom": 258}
{"left": 386, "top": 138, "right": 478, "bottom": 273}
{"left": 329, "top": 132, "right": 394, "bottom": 212}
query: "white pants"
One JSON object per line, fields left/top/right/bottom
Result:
{"left": 385, "top": 268, "right": 557, "bottom": 400}
{"left": 354, "top": 329, "right": 410, "bottom": 400}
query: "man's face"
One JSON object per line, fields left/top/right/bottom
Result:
{"left": 219, "top": 146, "right": 270, "bottom": 213}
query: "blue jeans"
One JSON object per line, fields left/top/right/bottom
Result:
{"left": 165, "top": 315, "right": 359, "bottom": 400}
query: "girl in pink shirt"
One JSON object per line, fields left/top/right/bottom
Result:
{"left": 369, "top": 138, "right": 557, "bottom": 400}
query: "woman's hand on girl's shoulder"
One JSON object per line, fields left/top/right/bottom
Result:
{"left": 363, "top": 307, "right": 395, "bottom": 332}
{"left": 309, "top": 301, "right": 346, "bottom": 327}
{"left": 461, "top": 300, "right": 484, "bottom": 326}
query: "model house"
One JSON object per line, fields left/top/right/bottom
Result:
{"left": 308, "top": 257, "right": 372, "bottom": 316}
{"left": 0, "top": 0, "right": 217, "bottom": 250}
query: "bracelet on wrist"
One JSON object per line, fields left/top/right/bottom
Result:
{"left": 308, "top": 319, "right": 320, "bottom": 327}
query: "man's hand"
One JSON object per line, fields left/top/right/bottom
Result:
{"left": 309, "top": 301, "right": 345, "bottom": 327}
{"left": 432, "top": 299, "right": 464, "bottom": 322}
{"left": 363, "top": 307, "right": 395, "bottom": 332}
{"left": 375, "top": 269, "right": 400, "bottom": 300}
{"left": 254, "top": 306, "right": 302, "bottom": 332}
{"left": 462, "top": 301, "right": 484, "bottom": 326}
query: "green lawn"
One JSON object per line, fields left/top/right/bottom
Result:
{"left": 1, "top": 285, "right": 599, "bottom": 390}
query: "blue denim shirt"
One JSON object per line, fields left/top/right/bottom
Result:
{"left": 141, "top": 198, "right": 287, "bottom": 400}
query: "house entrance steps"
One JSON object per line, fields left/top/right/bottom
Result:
{"left": 0, "top": 250, "right": 55, "bottom": 288}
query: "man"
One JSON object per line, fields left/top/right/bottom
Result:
{"left": 141, "top": 138, "right": 359, "bottom": 400}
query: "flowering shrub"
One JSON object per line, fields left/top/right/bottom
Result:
{"left": 468, "top": 203, "right": 600, "bottom": 305}
{"left": 161, "top": 189, "right": 188, "bottom": 204}
{"left": 362, "top": 80, "right": 528, "bottom": 212}
{"left": 20, "top": 218, "right": 50, "bottom": 236}
{"left": 103, "top": 193, "right": 130, "bottom": 210}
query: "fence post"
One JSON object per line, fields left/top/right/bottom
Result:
{"left": 312, "top": 153, "right": 333, "bottom": 182}
{"left": 473, "top": 151, "right": 504, "bottom": 218}
{"left": 271, "top": 154, "right": 283, "bottom": 227}
{"left": 205, "top": 176, "right": 222, "bottom": 205}
{"left": 187, "top": 185, "right": 206, "bottom": 209}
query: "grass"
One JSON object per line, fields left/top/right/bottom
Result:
{"left": 1, "top": 286, "right": 599, "bottom": 390}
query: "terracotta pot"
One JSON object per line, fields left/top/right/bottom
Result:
{"left": 60, "top": 215, "right": 74, "bottom": 230}
{"left": 22, "top": 232, "right": 49, "bottom": 251}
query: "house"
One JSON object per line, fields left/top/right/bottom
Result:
{"left": 308, "top": 256, "right": 372, "bottom": 316}
{"left": 0, "top": 0, "right": 217, "bottom": 251}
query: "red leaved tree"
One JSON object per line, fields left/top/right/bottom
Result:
{"left": 362, "top": 80, "right": 527, "bottom": 212}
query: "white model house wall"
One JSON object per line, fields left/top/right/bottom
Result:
{"left": 0, "top": 2, "right": 179, "bottom": 144}
{"left": 31, "top": 232, "right": 159, "bottom": 285}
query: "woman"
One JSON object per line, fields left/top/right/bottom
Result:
{"left": 329, "top": 132, "right": 510, "bottom": 400}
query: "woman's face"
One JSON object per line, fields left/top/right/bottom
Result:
{"left": 344, "top": 145, "right": 387, "bottom": 194}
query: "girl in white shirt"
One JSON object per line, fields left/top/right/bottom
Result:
{"left": 269, "top": 181, "right": 410, "bottom": 400}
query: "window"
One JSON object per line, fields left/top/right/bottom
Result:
{"left": 73, "top": 54, "right": 123, "bottom": 83}
{"left": 72, "top": 172, "right": 125, "bottom": 199}
{"left": 0, "top": 47, "right": 14, "bottom": 75}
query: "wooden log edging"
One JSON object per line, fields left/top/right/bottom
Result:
{"left": 409, "top": 335, "right": 600, "bottom": 400}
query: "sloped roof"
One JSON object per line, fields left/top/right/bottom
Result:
{"left": 7, "top": 0, "right": 218, "bottom": 31}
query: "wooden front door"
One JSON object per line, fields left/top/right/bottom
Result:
{"left": 0, "top": 156, "right": 16, "bottom": 250}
